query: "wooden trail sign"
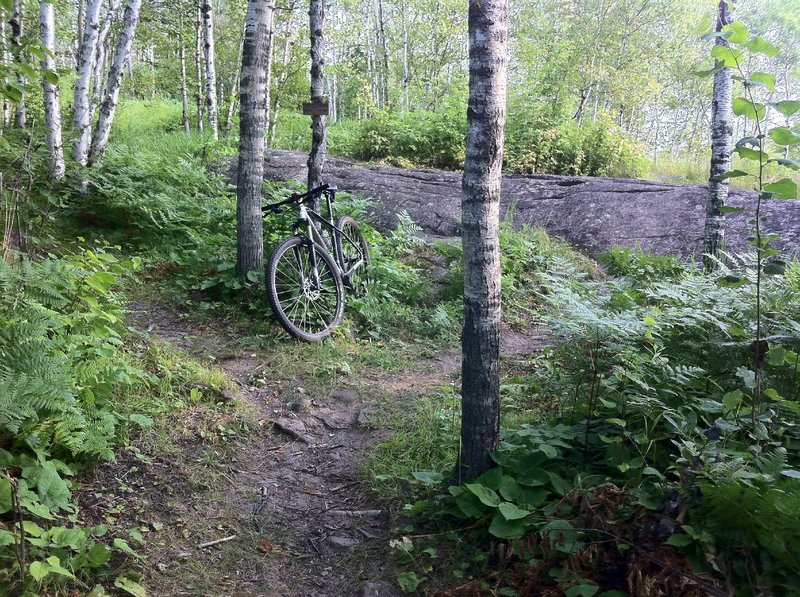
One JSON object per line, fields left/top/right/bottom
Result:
{"left": 303, "top": 102, "right": 330, "bottom": 116}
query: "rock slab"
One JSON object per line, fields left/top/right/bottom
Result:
{"left": 257, "top": 149, "right": 800, "bottom": 259}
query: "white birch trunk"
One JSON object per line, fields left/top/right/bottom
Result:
{"left": 39, "top": 1, "right": 65, "bottom": 181}
{"left": 88, "top": 0, "right": 143, "bottom": 166}
{"left": 195, "top": 3, "right": 204, "bottom": 132}
{"left": 91, "top": 0, "right": 119, "bottom": 116}
{"left": 236, "top": 0, "right": 274, "bottom": 274}
{"left": 10, "top": 0, "right": 25, "bottom": 128}
{"left": 263, "top": 0, "right": 276, "bottom": 141}
{"left": 1, "top": 13, "right": 9, "bottom": 128}
{"left": 179, "top": 23, "right": 191, "bottom": 134}
{"left": 307, "top": 0, "right": 326, "bottom": 194}
{"left": 72, "top": 0, "right": 103, "bottom": 165}
{"left": 268, "top": 25, "right": 291, "bottom": 146}
{"left": 703, "top": 0, "right": 734, "bottom": 272}
{"left": 201, "top": 0, "right": 218, "bottom": 140}
{"left": 459, "top": 0, "right": 508, "bottom": 480}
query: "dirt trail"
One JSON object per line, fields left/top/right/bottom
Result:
{"left": 111, "top": 302, "right": 549, "bottom": 596}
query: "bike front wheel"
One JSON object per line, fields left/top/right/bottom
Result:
{"left": 266, "top": 236, "right": 345, "bottom": 342}
{"left": 335, "top": 216, "right": 371, "bottom": 292}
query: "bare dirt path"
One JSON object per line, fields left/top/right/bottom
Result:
{"left": 100, "top": 301, "right": 549, "bottom": 596}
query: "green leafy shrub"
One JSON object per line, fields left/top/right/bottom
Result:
{"left": 504, "top": 114, "right": 650, "bottom": 178}
{"left": 598, "top": 246, "right": 688, "bottom": 285}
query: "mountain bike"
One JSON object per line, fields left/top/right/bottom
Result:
{"left": 262, "top": 184, "right": 370, "bottom": 342}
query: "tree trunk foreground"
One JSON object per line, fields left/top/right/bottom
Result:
{"left": 458, "top": 0, "right": 508, "bottom": 481}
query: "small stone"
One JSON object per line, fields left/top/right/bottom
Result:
{"left": 331, "top": 389, "right": 359, "bottom": 404}
{"left": 175, "top": 551, "right": 191, "bottom": 560}
{"left": 357, "top": 406, "right": 375, "bottom": 426}
{"left": 355, "top": 581, "right": 404, "bottom": 597}
{"left": 329, "top": 536, "right": 360, "bottom": 550}
{"left": 274, "top": 417, "right": 306, "bottom": 435}
{"left": 289, "top": 398, "right": 312, "bottom": 413}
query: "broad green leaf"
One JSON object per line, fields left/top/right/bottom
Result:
{"left": 768, "top": 158, "right": 800, "bottom": 171}
{"left": 0, "top": 529, "right": 15, "bottom": 547}
{"left": 29, "top": 561, "right": 50, "bottom": 582}
{"left": 85, "top": 272, "right": 117, "bottom": 295}
{"left": 711, "top": 44, "right": 743, "bottom": 67}
{"left": 542, "top": 519, "right": 579, "bottom": 553}
{"left": 749, "top": 72, "right": 776, "bottom": 92}
{"left": 565, "top": 584, "right": 600, "bottom": 597}
{"left": 464, "top": 483, "right": 501, "bottom": 507}
{"left": 114, "top": 577, "right": 147, "bottom": 597}
{"left": 0, "top": 478, "right": 11, "bottom": 513}
{"left": 744, "top": 37, "right": 779, "bottom": 57}
{"left": 769, "top": 347, "right": 787, "bottom": 366}
{"left": 722, "top": 21, "right": 749, "bottom": 44}
{"left": 773, "top": 100, "right": 800, "bottom": 117}
{"left": 763, "top": 260, "right": 787, "bottom": 275}
{"left": 498, "top": 475, "right": 521, "bottom": 502}
{"left": 475, "top": 467, "right": 503, "bottom": 489}
{"left": 113, "top": 537, "right": 138, "bottom": 557}
{"left": 764, "top": 178, "right": 797, "bottom": 199}
{"left": 734, "top": 145, "right": 767, "bottom": 163}
{"left": 498, "top": 501, "right": 531, "bottom": 521}
{"left": 722, "top": 390, "right": 742, "bottom": 412}
{"left": 717, "top": 275, "right": 747, "bottom": 288}
{"left": 694, "top": 64, "right": 722, "bottom": 78}
{"left": 715, "top": 169, "right": 750, "bottom": 181}
{"left": 719, "top": 206, "right": 745, "bottom": 214}
{"left": 412, "top": 471, "right": 443, "bottom": 485}
{"left": 781, "top": 469, "right": 800, "bottom": 479}
{"left": 453, "top": 490, "right": 486, "bottom": 518}
{"left": 489, "top": 512, "right": 528, "bottom": 539}
{"left": 736, "top": 136, "right": 760, "bottom": 147}
{"left": 546, "top": 471, "right": 568, "bottom": 496}
{"left": 87, "top": 543, "right": 111, "bottom": 567}
{"left": 43, "top": 70, "right": 59, "bottom": 85}
{"left": 769, "top": 127, "right": 800, "bottom": 146}
{"left": 666, "top": 533, "right": 694, "bottom": 547}
{"left": 732, "top": 98, "right": 766, "bottom": 121}
{"left": 129, "top": 414, "right": 154, "bottom": 428}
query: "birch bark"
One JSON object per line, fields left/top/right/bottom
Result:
{"left": 10, "top": 0, "right": 25, "bottom": 128}
{"left": 201, "top": 1, "right": 219, "bottom": 139}
{"left": 39, "top": 1, "right": 65, "bottom": 181}
{"left": 89, "top": 0, "right": 143, "bottom": 166}
{"left": 236, "top": 0, "right": 274, "bottom": 274}
{"left": 307, "top": 0, "right": 326, "bottom": 194}
{"left": 703, "top": 0, "right": 734, "bottom": 272}
{"left": 459, "top": 0, "right": 508, "bottom": 480}
{"left": 1, "top": 13, "right": 9, "bottom": 128}
{"left": 195, "top": 3, "right": 204, "bottom": 132}
{"left": 72, "top": 0, "right": 103, "bottom": 165}
{"left": 180, "top": 22, "right": 191, "bottom": 134}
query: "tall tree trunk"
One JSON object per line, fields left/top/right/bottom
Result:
{"left": 376, "top": 0, "right": 388, "bottom": 107}
{"left": 703, "top": 0, "right": 734, "bottom": 272}
{"left": 402, "top": 13, "right": 409, "bottom": 109}
{"left": 10, "top": 0, "right": 25, "bottom": 128}
{"left": 39, "top": 1, "right": 65, "bottom": 181}
{"left": 72, "top": 0, "right": 103, "bottom": 165}
{"left": 1, "top": 12, "right": 9, "bottom": 128}
{"left": 195, "top": 3, "right": 204, "bottom": 132}
{"left": 459, "top": 0, "right": 508, "bottom": 481}
{"left": 88, "top": 0, "right": 143, "bottom": 166}
{"left": 263, "top": 0, "right": 276, "bottom": 141}
{"left": 179, "top": 21, "right": 191, "bottom": 134}
{"left": 92, "top": 0, "right": 119, "bottom": 116}
{"left": 201, "top": 0, "right": 219, "bottom": 140}
{"left": 307, "top": 0, "right": 326, "bottom": 194}
{"left": 75, "top": 0, "right": 85, "bottom": 65}
{"left": 236, "top": 0, "right": 274, "bottom": 275}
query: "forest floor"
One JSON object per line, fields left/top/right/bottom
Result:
{"left": 74, "top": 298, "right": 549, "bottom": 596}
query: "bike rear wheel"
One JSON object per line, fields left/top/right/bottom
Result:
{"left": 335, "top": 216, "right": 370, "bottom": 292}
{"left": 266, "top": 236, "right": 344, "bottom": 341}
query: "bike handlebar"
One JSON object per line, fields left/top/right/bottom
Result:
{"left": 262, "top": 184, "right": 335, "bottom": 214}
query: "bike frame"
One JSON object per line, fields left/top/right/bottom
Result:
{"left": 294, "top": 191, "right": 366, "bottom": 285}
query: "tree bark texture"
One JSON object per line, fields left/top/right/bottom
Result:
{"left": 195, "top": 3, "right": 204, "bottom": 132}
{"left": 703, "top": 0, "right": 734, "bottom": 272}
{"left": 91, "top": 0, "right": 118, "bottom": 114}
{"left": 236, "top": 0, "right": 274, "bottom": 274}
{"left": 72, "top": 0, "right": 103, "bottom": 165}
{"left": 89, "top": 0, "right": 143, "bottom": 166}
{"left": 307, "top": 0, "right": 326, "bottom": 194}
{"left": 10, "top": 0, "right": 25, "bottom": 128}
{"left": 201, "top": 0, "right": 219, "bottom": 140}
{"left": 459, "top": 0, "right": 508, "bottom": 481}
{"left": 263, "top": 0, "right": 276, "bottom": 143}
{"left": 39, "top": 1, "right": 65, "bottom": 181}
{"left": 180, "top": 25, "right": 191, "bottom": 134}
{"left": 1, "top": 12, "right": 9, "bottom": 128}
